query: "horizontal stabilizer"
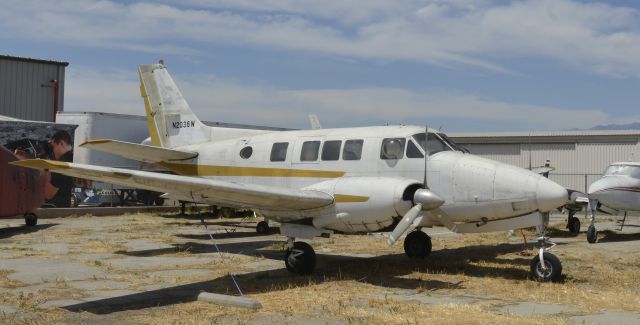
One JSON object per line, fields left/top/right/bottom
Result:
{"left": 81, "top": 139, "right": 198, "bottom": 163}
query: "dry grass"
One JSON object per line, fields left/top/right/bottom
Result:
{"left": 1, "top": 213, "right": 639, "bottom": 324}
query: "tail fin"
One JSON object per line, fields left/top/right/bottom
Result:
{"left": 139, "top": 64, "right": 212, "bottom": 148}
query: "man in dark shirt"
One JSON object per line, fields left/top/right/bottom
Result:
{"left": 44, "top": 130, "right": 74, "bottom": 208}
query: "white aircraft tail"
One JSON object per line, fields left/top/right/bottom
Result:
{"left": 138, "top": 64, "right": 212, "bottom": 148}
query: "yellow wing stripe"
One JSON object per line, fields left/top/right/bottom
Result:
{"left": 10, "top": 159, "right": 70, "bottom": 170}
{"left": 159, "top": 162, "right": 345, "bottom": 178}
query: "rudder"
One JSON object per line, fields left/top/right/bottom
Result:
{"left": 139, "top": 64, "right": 211, "bottom": 148}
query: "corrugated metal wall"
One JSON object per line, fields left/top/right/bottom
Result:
{"left": 0, "top": 57, "right": 66, "bottom": 121}
{"left": 457, "top": 139, "right": 640, "bottom": 191}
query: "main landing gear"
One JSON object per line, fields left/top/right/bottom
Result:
{"left": 284, "top": 238, "right": 316, "bottom": 275}
{"left": 403, "top": 230, "right": 432, "bottom": 258}
{"left": 566, "top": 210, "right": 581, "bottom": 234}
{"left": 256, "top": 220, "right": 270, "bottom": 234}
{"left": 529, "top": 213, "right": 563, "bottom": 282}
{"left": 24, "top": 213, "right": 37, "bottom": 227}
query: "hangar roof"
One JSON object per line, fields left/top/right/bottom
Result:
{"left": 0, "top": 54, "right": 69, "bottom": 66}
{"left": 448, "top": 130, "right": 640, "bottom": 144}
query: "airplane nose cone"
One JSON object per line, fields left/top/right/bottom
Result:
{"left": 536, "top": 177, "right": 568, "bottom": 212}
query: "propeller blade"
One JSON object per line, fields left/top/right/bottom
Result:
{"left": 388, "top": 203, "right": 422, "bottom": 245}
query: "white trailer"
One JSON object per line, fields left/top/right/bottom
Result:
{"left": 56, "top": 112, "right": 163, "bottom": 205}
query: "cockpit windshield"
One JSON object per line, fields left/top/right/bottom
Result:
{"left": 437, "top": 133, "right": 469, "bottom": 153}
{"left": 412, "top": 133, "right": 452, "bottom": 155}
{"left": 603, "top": 165, "right": 640, "bottom": 179}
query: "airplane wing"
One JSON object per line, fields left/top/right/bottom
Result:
{"left": 11, "top": 159, "right": 334, "bottom": 211}
{"left": 81, "top": 139, "right": 198, "bottom": 163}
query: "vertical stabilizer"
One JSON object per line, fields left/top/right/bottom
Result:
{"left": 139, "top": 64, "right": 211, "bottom": 148}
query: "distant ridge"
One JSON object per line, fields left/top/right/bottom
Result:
{"left": 569, "top": 122, "right": 640, "bottom": 131}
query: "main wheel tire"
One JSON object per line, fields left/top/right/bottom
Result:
{"left": 24, "top": 213, "right": 37, "bottom": 227}
{"left": 256, "top": 221, "right": 269, "bottom": 234}
{"left": 530, "top": 252, "right": 562, "bottom": 282}
{"left": 154, "top": 197, "right": 165, "bottom": 206}
{"left": 403, "top": 231, "right": 432, "bottom": 258}
{"left": 587, "top": 225, "right": 598, "bottom": 243}
{"left": 284, "top": 242, "right": 316, "bottom": 275}
{"left": 567, "top": 217, "right": 581, "bottom": 234}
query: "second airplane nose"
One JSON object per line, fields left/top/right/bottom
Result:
{"left": 536, "top": 177, "right": 568, "bottom": 212}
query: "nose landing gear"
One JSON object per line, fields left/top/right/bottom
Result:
{"left": 529, "top": 213, "right": 563, "bottom": 282}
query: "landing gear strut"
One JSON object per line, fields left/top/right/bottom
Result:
{"left": 529, "top": 212, "right": 562, "bottom": 282}
{"left": 587, "top": 200, "right": 598, "bottom": 244}
{"left": 24, "top": 213, "right": 37, "bottom": 227}
{"left": 284, "top": 238, "right": 316, "bottom": 275}
{"left": 403, "top": 230, "right": 432, "bottom": 258}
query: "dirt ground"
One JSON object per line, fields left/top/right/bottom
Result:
{"left": 1, "top": 211, "right": 639, "bottom": 324}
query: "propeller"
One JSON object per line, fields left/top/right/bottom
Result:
{"left": 388, "top": 127, "right": 445, "bottom": 245}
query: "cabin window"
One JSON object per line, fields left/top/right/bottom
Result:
{"left": 300, "top": 141, "right": 320, "bottom": 161}
{"left": 380, "top": 138, "right": 405, "bottom": 159}
{"left": 343, "top": 139, "right": 364, "bottom": 160}
{"left": 239, "top": 146, "right": 253, "bottom": 159}
{"left": 321, "top": 140, "right": 342, "bottom": 161}
{"left": 270, "top": 142, "right": 289, "bottom": 162}
{"left": 406, "top": 140, "right": 424, "bottom": 158}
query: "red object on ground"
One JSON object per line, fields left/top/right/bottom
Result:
{"left": 0, "top": 145, "right": 45, "bottom": 217}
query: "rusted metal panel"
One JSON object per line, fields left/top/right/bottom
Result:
{"left": 0, "top": 145, "right": 45, "bottom": 217}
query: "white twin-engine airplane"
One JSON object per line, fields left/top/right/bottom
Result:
{"left": 581, "top": 162, "right": 640, "bottom": 243}
{"left": 12, "top": 64, "right": 569, "bottom": 281}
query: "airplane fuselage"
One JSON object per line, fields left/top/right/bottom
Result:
{"left": 162, "top": 125, "right": 567, "bottom": 233}
{"left": 589, "top": 162, "right": 640, "bottom": 212}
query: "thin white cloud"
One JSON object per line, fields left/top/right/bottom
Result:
{"left": 64, "top": 68, "right": 626, "bottom": 131}
{"left": 2, "top": 0, "right": 640, "bottom": 76}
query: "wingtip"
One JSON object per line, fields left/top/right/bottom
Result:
{"left": 9, "top": 159, "right": 70, "bottom": 170}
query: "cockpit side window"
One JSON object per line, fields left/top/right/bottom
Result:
{"left": 406, "top": 140, "right": 424, "bottom": 158}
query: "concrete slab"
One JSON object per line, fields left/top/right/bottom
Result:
{"left": 38, "top": 299, "right": 85, "bottom": 309}
{"left": 0, "top": 304, "right": 17, "bottom": 314}
{"left": 106, "top": 256, "right": 212, "bottom": 270}
{"left": 248, "top": 315, "right": 350, "bottom": 325}
{"left": 1, "top": 257, "right": 108, "bottom": 284}
{"left": 497, "top": 302, "right": 576, "bottom": 316}
{"left": 361, "top": 292, "right": 489, "bottom": 306}
{"left": 122, "top": 239, "right": 174, "bottom": 252}
{"left": 147, "top": 269, "right": 213, "bottom": 278}
{"left": 569, "top": 311, "right": 640, "bottom": 325}
{"left": 30, "top": 243, "right": 70, "bottom": 255}
{"left": 69, "top": 280, "right": 130, "bottom": 291}
{"left": 81, "top": 289, "right": 143, "bottom": 302}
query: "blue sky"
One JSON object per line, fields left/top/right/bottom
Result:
{"left": 2, "top": 0, "right": 639, "bottom": 131}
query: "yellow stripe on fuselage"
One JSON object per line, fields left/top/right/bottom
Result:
{"left": 159, "top": 162, "right": 346, "bottom": 178}
{"left": 334, "top": 194, "right": 369, "bottom": 203}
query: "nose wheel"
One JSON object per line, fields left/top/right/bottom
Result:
{"left": 284, "top": 240, "right": 316, "bottom": 275}
{"left": 529, "top": 213, "right": 563, "bottom": 282}
{"left": 530, "top": 251, "right": 562, "bottom": 282}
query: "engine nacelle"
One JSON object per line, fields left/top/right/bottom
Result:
{"left": 306, "top": 177, "right": 421, "bottom": 233}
